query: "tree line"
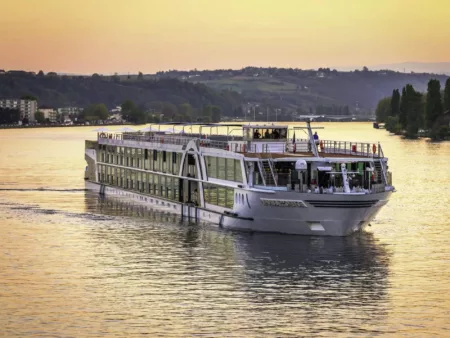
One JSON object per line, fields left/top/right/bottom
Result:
{"left": 0, "top": 108, "right": 20, "bottom": 124}
{"left": 315, "top": 105, "right": 350, "bottom": 116}
{"left": 118, "top": 100, "right": 222, "bottom": 124}
{"left": 77, "top": 100, "right": 223, "bottom": 124}
{"left": 0, "top": 73, "right": 242, "bottom": 116}
{"left": 376, "top": 79, "right": 450, "bottom": 140}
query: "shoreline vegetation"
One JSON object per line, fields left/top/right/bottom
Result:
{"left": 375, "top": 78, "right": 450, "bottom": 141}
{"left": 0, "top": 119, "right": 373, "bottom": 130}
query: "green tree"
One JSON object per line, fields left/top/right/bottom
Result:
{"left": 399, "top": 86, "right": 407, "bottom": 127}
{"left": 162, "top": 102, "right": 177, "bottom": 119}
{"left": 404, "top": 85, "right": 423, "bottom": 138}
{"left": 425, "top": 79, "right": 443, "bottom": 128}
{"left": 82, "top": 103, "right": 109, "bottom": 121}
{"left": 34, "top": 111, "right": 45, "bottom": 123}
{"left": 390, "top": 89, "right": 400, "bottom": 116}
{"left": 0, "top": 108, "right": 20, "bottom": 124}
{"left": 128, "top": 108, "right": 147, "bottom": 124}
{"left": 385, "top": 116, "right": 401, "bottom": 134}
{"left": 178, "top": 103, "right": 193, "bottom": 121}
{"left": 21, "top": 94, "right": 37, "bottom": 101}
{"left": 121, "top": 99, "right": 136, "bottom": 115}
{"left": 211, "top": 105, "right": 222, "bottom": 122}
{"left": 375, "top": 97, "right": 391, "bottom": 122}
{"left": 94, "top": 104, "right": 109, "bottom": 120}
{"left": 138, "top": 72, "right": 144, "bottom": 80}
{"left": 443, "top": 78, "right": 450, "bottom": 111}
{"left": 201, "top": 105, "right": 213, "bottom": 122}
{"left": 173, "top": 114, "right": 185, "bottom": 122}
{"left": 149, "top": 101, "right": 164, "bottom": 112}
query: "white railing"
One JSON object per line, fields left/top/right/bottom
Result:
{"left": 97, "top": 133, "right": 386, "bottom": 159}
{"left": 316, "top": 140, "right": 384, "bottom": 158}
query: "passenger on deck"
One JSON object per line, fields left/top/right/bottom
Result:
{"left": 313, "top": 132, "right": 319, "bottom": 144}
{"left": 253, "top": 129, "right": 261, "bottom": 139}
{"left": 264, "top": 129, "right": 270, "bottom": 139}
{"left": 272, "top": 129, "right": 280, "bottom": 139}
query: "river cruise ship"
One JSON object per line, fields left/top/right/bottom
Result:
{"left": 84, "top": 122, "right": 394, "bottom": 236}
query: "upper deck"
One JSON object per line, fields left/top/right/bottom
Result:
{"left": 94, "top": 122, "right": 385, "bottom": 160}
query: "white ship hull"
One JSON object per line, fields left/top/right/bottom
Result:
{"left": 86, "top": 181, "right": 391, "bottom": 236}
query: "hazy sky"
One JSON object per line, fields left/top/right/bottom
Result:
{"left": 1, "top": 0, "right": 449, "bottom": 74}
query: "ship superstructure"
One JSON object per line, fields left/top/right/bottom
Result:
{"left": 85, "top": 122, "right": 394, "bottom": 236}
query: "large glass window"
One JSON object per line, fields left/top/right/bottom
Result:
{"left": 148, "top": 173, "right": 153, "bottom": 194}
{"left": 166, "top": 177, "right": 173, "bottom": 199}
{"left": 203, "top": 183, "right": 234, "bottom": 209}
{"left": 205, "top": 156, "right": 218, "bottom": 178}
{"left": 173, "top": 178, "right": 179, "bottom": 201}
{"left": 154, "top": 175, "right": 159, "bottom": 196}
{"left": 205, "top": 156, "right": 242, "bottom": 182}
{"left": 218, "top": 158, "right": 226, "bottom": 179}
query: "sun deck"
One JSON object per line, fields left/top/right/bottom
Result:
{"left": 96, "top": 132, "right": 385, "bottom": 160}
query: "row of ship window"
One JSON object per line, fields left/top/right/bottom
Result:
{"left": 98, "top": 148, "right": 182, "bottom": 175}
{"left": 98, "top": 146, "right": 245, "bottom": 184}
{"left": 98, "top": 164, "right": 235, "bottom": 209}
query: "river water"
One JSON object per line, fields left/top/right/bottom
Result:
{"left": 0, "top": 123, "right": 449, "bottom": 337}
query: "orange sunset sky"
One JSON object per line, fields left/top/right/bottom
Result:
{"left": 1, "top": 0, "right": 450, "bottom": 74}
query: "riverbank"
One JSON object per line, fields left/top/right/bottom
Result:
{"left": 1, "top": 119, "right": 374, "bottom": 130}
{"left": 0, "top": 123, "right": 131, "bottom": 129}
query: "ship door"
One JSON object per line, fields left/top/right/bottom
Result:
{"left": 182, "top": 153, "right": 199, "bottom": 205}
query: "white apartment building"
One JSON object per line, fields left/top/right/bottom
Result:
{"left": 57, "top": 107, "right": 81, "bottom": 115}
{"left": 39, "top": 108, "right": 58, "bottom": 123}
{"left": 0, "top": 99, "right": 37, "bottom": 122}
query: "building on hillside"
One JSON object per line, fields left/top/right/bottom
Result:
{"left": 39, "top": 108, "right": 58, "bottom": 123}
{"left": 0, "top": 99, "right": 37, "bottom": 122}
{"left": 107, "top": 113, "right": 124, "bottom": 123}
{"left": 57, "top": 107, "right": 81, "bottom": 116}
{"left": 110, "top": 106, "right": 122, "bottom": 113}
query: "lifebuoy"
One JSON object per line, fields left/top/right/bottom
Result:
{"left": 352, "top": 144, "right": 357, "bottom": 152}
{"left": 372, "top": 144, "right": 377, "bottom": 153}
{"left": 319, "top": 140, "right": 324, "bottom": 150}
{"left": 225, "top": 145, "right": 229, "bottom": 151}
{"left": 99, "top": 132, "right": 106, "bottom": 138}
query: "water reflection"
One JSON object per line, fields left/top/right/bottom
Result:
{"left": 84, "top": 194, "right": 391, "bottom": 335}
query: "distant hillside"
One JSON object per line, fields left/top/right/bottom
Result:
{"left": 370, "top": 62, "right": 450, "bottom": 76}
{"left": 158, "top": 67, "right": 449, "bottom": 111}
{"left": 0, "top": 72, "right": 242, "bottom": 114}
{"left": 1, "top": 67, "right": 448, "bottom": 115}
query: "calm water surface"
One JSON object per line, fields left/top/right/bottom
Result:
{"left": 0, "top": 123, "right": 449, "bottom": 337}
